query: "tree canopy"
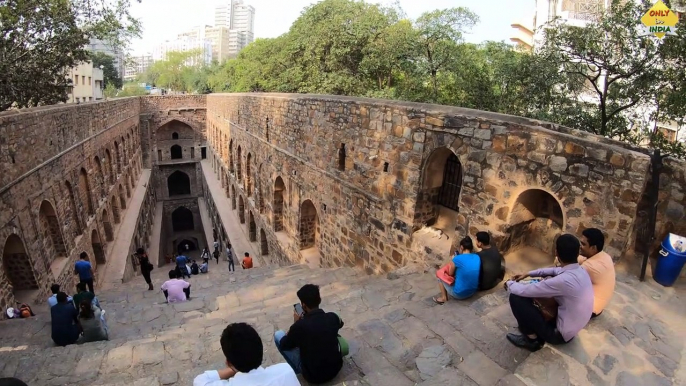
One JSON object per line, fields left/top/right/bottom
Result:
{"left": 0, "top": 0, "right": 140, "bottom": 111}
{"left": 91, "top": 52, "right": 123, "bottom": 89}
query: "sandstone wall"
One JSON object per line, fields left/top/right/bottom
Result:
{"left": 0, "top": 100, "right": 143, "bottom": 310}
{"left": 206, "top": 93, "right": 680, "bottom": 273}
{"left": 122, "top": 178, "right": 158, "bottom": 283}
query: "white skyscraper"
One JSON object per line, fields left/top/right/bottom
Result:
{"left": 152, "top": 37, "right": 213, "bottom": 66}
{"left": 215, "top": 0, "right": 255, "bottom": 58}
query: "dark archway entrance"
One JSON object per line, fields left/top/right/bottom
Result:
{"left": 260, "top": 229, "right": 269, "bottom": 255}
{"left": 171, "top": 145, "right": 183, "bottom": 160}
{"left": 38, "top": 200, "right": 67, "bottom": 263}
{"left": 172, "top": 206, "right": 194, "bottom": 232}
{"left": 502, "top": 189, "right": 564, "bottom": 258}
{"left": 249, "top": 211, "right": 257, "bottom": 242}
{"left": 274, "top": 177, "right": 285, "bottom": 232}
{"left": 91, "top": 229, "right": 106, "bottom": 265}
{"left": 2, "top": 234, "right": 39, "bottom": 299}
{"left": 168, "top": 171, "right": 191, "bottom": 196}
{"left": 299, "top": 200, "right": 319, "bottom": 250}
{"left": 238, "top": 196, "right": 245, "bottom": 223}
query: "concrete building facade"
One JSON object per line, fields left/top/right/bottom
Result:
{"left": 66, "top": 61, "right": 104, "bottom": 103}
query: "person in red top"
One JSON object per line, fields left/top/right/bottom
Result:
{"left": 241, "top": 252, "right": 253, "bottom": 269}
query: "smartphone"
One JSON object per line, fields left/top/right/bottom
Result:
{"left": 293, "top": 303, "right": 304, "bottom": 317}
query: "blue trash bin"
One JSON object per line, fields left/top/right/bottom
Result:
{"left": 653, "top": 234, "right": 686, "bottom": 287}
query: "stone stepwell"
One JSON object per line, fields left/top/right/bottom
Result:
{"left": 0, "top": 256, "right": 684, "bottom": 386}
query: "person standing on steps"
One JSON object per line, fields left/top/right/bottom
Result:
{"left": 201, "top": 247, "right": 211, "bottom": 264}
{"left": 214, "top": 239, "right": 220, "bottom": 254}
{"left": 241, "top": 252, "right": 253, "bottom": 269}
{"left": 227, "top": 243, "right": 235, "bottom": 272}
{"left": 194, "top": 322, "right": 300, "bottom": 386}
{"left": 274, "top": 284, "right": 345, "bottom": 384}
{"left": 176, "top": 253, "right": 191, "bottom": 279}
{"left": 213, "top": 249, "right": 221, "bottom": 265}
{"left": 74, "top": 252, "right": 95, "bottom": 294}
{"left": 135, "top": 247, "right": 154, "bottom": 290}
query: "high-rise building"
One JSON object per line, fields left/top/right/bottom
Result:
{"left": 86, "top": 39, "right": 126, "bottom": 78}
{"left": 510, "top": 0, "right": 610, "bottom": 51}
{"left": 153, "top": 37, "right": 213, "bottom": 66}
{"left": 125, "top": 55, "right": 154, "bottom": 81}
{"left": 215, "top": 0, "right": 255, "bottom": 57}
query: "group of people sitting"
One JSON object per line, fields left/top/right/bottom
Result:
{"left": 194, "top": 284, "right": 346, "bottom": 385}
{"left": 49, "top": 282, "right": 108, "bottom": 346}
{"left": 436, "top": 228, "right": 615, "bottom": 352}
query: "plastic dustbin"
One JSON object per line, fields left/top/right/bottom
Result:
{"left": 653, "top": 233, "right": 686, "bottom": 287}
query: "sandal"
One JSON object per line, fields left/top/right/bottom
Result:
{"left": 432, "top": 297, "right": 445, "bottom": 305}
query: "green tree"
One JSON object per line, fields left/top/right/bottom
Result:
{"left": 145, "top": 50, "right": 203, "bottom": 92}
{"left": 0, "top": 0, "right": 140, "bottom": 111}
{"left": 91, "top": 52, "right": 123, "bottom": 89}
{"left": 412, "top": 8, "right": 479, "bottom": 102}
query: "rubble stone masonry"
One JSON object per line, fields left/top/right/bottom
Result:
{"left": 2, "top": 93, "right": 686, "bottom": 310}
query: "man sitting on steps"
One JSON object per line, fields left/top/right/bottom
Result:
{"left": 241, "top": 252, "right": 253, "bottom": 269}
{"left": 578, "top": 228, "right": 615, "bottom": 318}
{"left": 476, "top": 231, "right": 505, "bottom": 291}
{"left": 161, "top": 270, "right": 191, "bottom": 303}
{"left": 194, "top": 322, "right": 300, "bottom": 385}
{"left": 274, "top": 284, "right": 345, "bottom": 384}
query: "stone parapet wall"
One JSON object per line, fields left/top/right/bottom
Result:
{"left": 206, "top": 93, "right": 686, "bottom": 273}
{"left": 0, "top": 98, "right": 143, "bottom": 310}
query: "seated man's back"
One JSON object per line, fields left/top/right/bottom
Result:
{"left": 475, "top": 233, "right": 504, "bottom": 291}
{"left": 161, "top": 278, "right": 190, "bottom": 303}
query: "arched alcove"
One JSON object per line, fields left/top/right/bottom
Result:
{"left": 172, "top": 132, "right": 179, "bottom": 140}
{"left": 417, "top": 148, "right": 463, "bottom": 225}
{"left": 102, "top": 209, "right": 114, "bottom": 241}
{"left": 237, "top": 146, "right": 243, "bottom": 181}
{"left": 94, "top": 156, "right": 105, "bottom": 197}
{"left": 159, "top": 120, "right": 194, "bottom": 140}
{"left": 246, "top": 153, "right": 253, "bottom": 196}
{"left": 231, "top": 185, "right": 237, "bottom": 210}
{"left": 238, "top": 196, "right": 245, "bottom": 223}
{"left": 228, "top": 140, "right": 234, "bottom": 172}
{"left": 65, "top": 181, "right": 82, "bottom": 235}
{"left": 249, "top": 211, "right": 257, "bottom": 242}
{"left": 119, "top": 183, "right": 127, "bottom": 209}
{"left": 299, "top": 200, "right": 319, "bottom": 250}
{"left": 105, "top": 149, "right": 115, "bottom": 184}
{"left": 38, "top": 200, "right": 67, "bottom": 263}
{"left": 501, "top": 189, "right": 564, "bottom": 257}
{"left": 2, "top": 234, "right": 39, "bottom": 297}
{"left": 111, "top": 198, "right": 121, "bottom": 224}
{"left": 172, "top": 206, "right": 194, "bottom": 232}
{"left": 168, "top": 171, "right": 191, "bottom": 196}
{"left": 171, "top": 145, "right": 183, "bottom": 160}
{"left": 91, "top": 229, "right": 106, "bottom": 265}
{"left": 260, "top": 229, "right": 269, "bottom": 255}
{"left": 79, "top": 168, "right": 94, "bottom": 216}
{"left": 114, "top": 141, "right": 121, "bottom": 174}
{"left": 274, "top": 177, "right": 285, "bottom": 232}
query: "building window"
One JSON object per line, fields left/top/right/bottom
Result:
{"left": 82, "top": 76, "right": 85, "bottom": 85}
{"left": 74, "top": 75, "right": 79, "bottom": 85}
{"left": 88, "top": 77, "right": 91, "bottom": 85}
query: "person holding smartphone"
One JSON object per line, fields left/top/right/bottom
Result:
{"left": 273, "top": 284, "right": 345, "bottom": 384}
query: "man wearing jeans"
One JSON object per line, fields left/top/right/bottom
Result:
{"left": 74, "top": 253, "right": 95, "bottom": 294}
{"left": 274, "top": 284, "right": 344, "bottom": 384}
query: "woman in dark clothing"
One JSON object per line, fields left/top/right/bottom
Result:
{"left": 136, "top": 247, "right": 154, "bottom": 290}
{"left": 51, "top": 292, "right": 81, "bottom": 347}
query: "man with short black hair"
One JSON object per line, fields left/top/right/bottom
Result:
{"left": 476, "top": 231, "right": 505, "bottom": 290}
{"left": 193, "top": 322, "right": 300, "bottom": 385}
{"left": 578, "top": 228, "right": 615, "bottom": 317}
{"left": 505, "top": 234, "right": 593, "bottom": 351}
{"left": 74, "top": 252, "right": 95, "bottom": 294}
{"left": 274, "top": 284, "right": 344, "bottom": 384}
{"left": 241, "top": 252, "right": 253, "bottom": 269}
{"left": 47, "top": 284, "right": 72, "bottom": 308}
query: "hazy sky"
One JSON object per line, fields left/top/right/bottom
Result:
{"left": 129, "top": 0, "right": 534, "bottom": 55}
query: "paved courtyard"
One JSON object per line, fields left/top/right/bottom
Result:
{"left": 0, "top": 248, "right": 685, "bottom": 386}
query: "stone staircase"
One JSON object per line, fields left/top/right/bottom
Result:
{"left": 0, "top": 260, "right": 684, "bottom": 386}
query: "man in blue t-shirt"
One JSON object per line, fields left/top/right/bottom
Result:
{"left": 175, "top": 254, "right": 191, "bottom": 278}
{"left": 74, "top": 252, "right": 95, "bottom": 294}
{"left": 434, "top": 236, "right": 481, "bottom": 304}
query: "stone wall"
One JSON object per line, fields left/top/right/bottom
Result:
{"left": 0, "top": 100, "right": 142, "bottom": 310}
{"left": 122, "top": 177, "right": 158, "bottom": 282}
{"left": 205, "top": 93, "right": 686, "bottom": 274}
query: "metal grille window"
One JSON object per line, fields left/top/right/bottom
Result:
{"left": 437, "top": 153, "right": 462, "bottom": 211}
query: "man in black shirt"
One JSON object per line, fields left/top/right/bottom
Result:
{"left": 476, "top": 231, "right": 505, "bottom": 290}
{"left": 274, "top": 284, "right": 344, "bottom": 384}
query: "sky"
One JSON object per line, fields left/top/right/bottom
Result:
{"left": 128, "top": 0, "right": 534, "bottom": 55}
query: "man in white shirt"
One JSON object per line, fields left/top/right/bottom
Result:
{"left": 194, "top": 322, "right": 300, "bottom": 386}
{"left": 161, "top": 270, "right": 191, "bottom": 303}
